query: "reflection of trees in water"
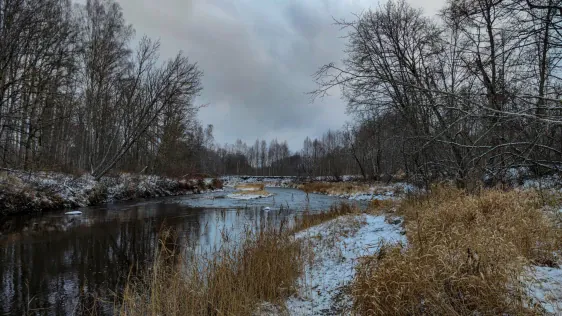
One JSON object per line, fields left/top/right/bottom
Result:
{"left": 0, "top": 203, "right": 301, "bottom": 315}
{"left": 0, "top": 204, "right": 202, "bottom": 316}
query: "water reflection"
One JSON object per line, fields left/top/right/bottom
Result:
{"left": 0, "top": 188, "right": 347, "bottom": 315}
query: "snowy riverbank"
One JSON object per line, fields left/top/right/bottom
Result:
{"left": 220, "top": 175, "right": 419, "bottom": 201}
{"left": 523, "top": 265, "right": 562, "bottom": 315}
{"left": 220, "top": 175, "right": 366, "bottom": 189}
{"left": 286, "top": 214, "right": 405, "bottom": 315}
{"left": 0, "top": 170, "right": 223, "bottom": 216}
{"left": 299, "top": 182, "right": 418, "bottom": 201}
{"left": 255, "top": 211, "right": 562, "bottom": 315}
{"left": 253, "top": 214, "right": 405, "bottom": 315}
{"left": 221, "top": 176, "right": 298, "bottom": 188}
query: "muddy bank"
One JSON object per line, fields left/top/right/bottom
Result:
{"left": 0, "top": 170, "right": 223, "bottom": 216}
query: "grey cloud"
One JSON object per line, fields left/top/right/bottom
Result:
{"left": 116, "top": 0, "right": 444, "bottom": 151}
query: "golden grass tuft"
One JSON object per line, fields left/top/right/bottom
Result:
{"left": 293, "top": 202, "right": 360, "bottom": 232}
{"left": 352, "top": 186, "right": 562, "bottom": 315}
{"left": 235, "top": 183, "right": 265, "bottom": 191}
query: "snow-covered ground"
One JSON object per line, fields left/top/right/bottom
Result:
{"left": 284, "top": 214, "right": 405, "bottom": 315}
{"left": 0, "top": 170, "right": 222, "bottom": 215}
{"left": 253, "top": 211, "right": 561, "bottom": 315}
{"left": 522, "top": 174, "right": 562, "bottom": 190}
{"left": 523, "top": 265, "right": 562, "bottom": 315}
{"left": 220, "top": 175, "right": 368, "bottom": 189}
{"left": 313, "top": 182, "right": 418, "bottom": 201}
{"left": 221, "top": 176, "right": 297, "bottom": 188}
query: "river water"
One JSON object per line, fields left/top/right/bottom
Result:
{"left": 0, "top": 187, "right": 350, "bottom": 315}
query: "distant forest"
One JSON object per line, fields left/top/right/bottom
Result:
{"left": 3, "top": 0, "right": 562, "bottom": 187}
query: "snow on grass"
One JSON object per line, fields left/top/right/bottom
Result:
{"left": 221, "top": 176, "right": 297, "bottom": 188}
{"left": 285, "top": 214, "right": 405, "bottom": 315}
{"left": 302, "top": 182, "right": 418, "bottom": 201}
{"left": 347, "top": 192, "right": 395, "bottom": 201}
{"left": 523, "top": 265, "right": 562, "bottom": 315}
{"left": 0, "top": 170, "right": 222, "bottom": 215}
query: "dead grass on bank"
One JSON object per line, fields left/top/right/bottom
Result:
{"left": 352, "top": 186, "right": 562, "bottom": 315}
{"left": 293, "top": 202, "right": 360, "bottom": 232}
{"left": 299, "top": 181, "right": 401, "bottom": 197}
{"left": 119, "top": 224, "right": 304, "bottom": 316}
{"left": 117, "top": 202, "right": 361, "bottom": 316}
{"left": 300, "top": 182, "right": 370, "bottom": 195}
{"left": 235, "top": 183, "right": 265, "bottom": 191}
{"left": 231, "top": 183, "right": 271, "bottom": 197}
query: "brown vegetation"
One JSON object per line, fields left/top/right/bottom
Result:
{"left": 293, "top": 202, "right": 360, "bottom": 232}
{"left": 229, "top": 183, "right": 272, "bottom": 198}
{"left": 211, "top": 178, "right": 224, "bottom": 190}
{"left": 352, "top": 187, "right": 562, "bottom": 315}
{"left": 117, "top": 202, "right": 362, "bottom": 315}
{"left": 119, "top": 224, "right": 304, "bottom": 316}
{"left": 299, "top": 181, "right": 401, "bottom": 197}
{"left": 235, "top": 183, "right": 266, "bottom": 191}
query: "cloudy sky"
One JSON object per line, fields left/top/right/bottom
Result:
{"left": 115, "top": 0, "right": 444, "bottom": 152}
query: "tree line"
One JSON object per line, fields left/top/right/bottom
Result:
{"left": 203, "top": 0, "right": 562, "bottom": 186}
{"left": 0, "top": 0, "right": 365, "bottom": 180}
{"left": 202, "top": 131, "right": 375, "bottom": 179}
{"left": 0, "top": 0, "right": 205, "bottom": 179}
{"left": 6, "top": 0, "right": 561, "bottom": 187}
{"left": 311, "top": 0, "right": 562, "bottom": 188}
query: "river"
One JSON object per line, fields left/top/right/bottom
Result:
{"left": 0, "top": 187, "right": 351, "bottom": 315}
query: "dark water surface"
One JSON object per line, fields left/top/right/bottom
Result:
{"left": 0, "top": 188, "right": 347, "bottom": 315}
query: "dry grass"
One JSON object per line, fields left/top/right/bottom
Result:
{"left": 299, "top": 181, "right": 401, "bottom": 196}
{"left": 299, "top": 182, "right": 370, "bottom": 195}
{"left": 352, "top": 186, "right": 562, "bottom": 315}
{"left": 231, "top": 183, "right": 271, "bottom": 197}
{"left": 235, "top": 183, "right": 265, "bottom": 191}
{"left": 293, "top": 202, "right": 360, "bottom": 232}
{"left": 117, "top": 202, "right": 362, "bottom": 315}
{"left": 369, "top": 198, "right": 398, "bottom": 214}
{"left": 119, "top": 223, "right": 304, "bottom": 316}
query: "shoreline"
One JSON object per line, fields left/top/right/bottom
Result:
{"left": 0, "top": 170, "right": 224, "bottom": 217}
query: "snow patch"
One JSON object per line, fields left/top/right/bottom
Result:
{"left": 221, "top": 176, "right": 297, "bottom": 188}
{"left": 285, "top": 214, "right": 405, "bottom": 315}
{"left": 347, "top": 193, "right": 394, "bottom": 201}
{"left": 523, "top": 174, "right": 562, "bottom": 190}
{"left": 523, "top": 265, "right": 562, "bottom": 315}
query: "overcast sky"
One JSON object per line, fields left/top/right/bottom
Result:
{"left": 115, "top": 0, "right": 444, "bottom": 152}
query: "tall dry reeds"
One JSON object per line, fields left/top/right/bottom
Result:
{"left": 352, "top": 186, "right": 562, "bottom": 315}
{"left": 118, "top": 221, "right": 303, "bottom": 315}
{"left": 117, "top": 201, "right": 365, "bottom": 315}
